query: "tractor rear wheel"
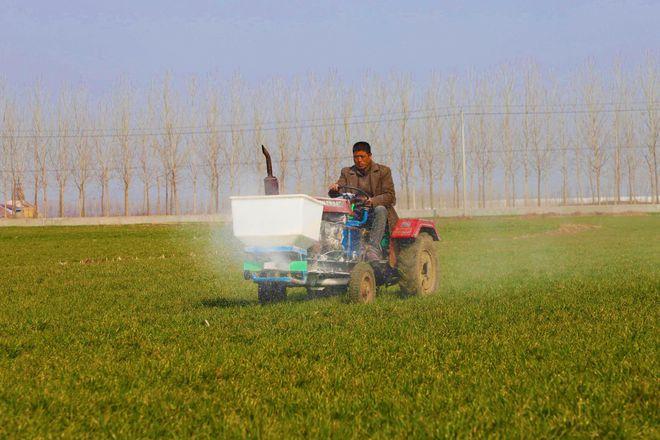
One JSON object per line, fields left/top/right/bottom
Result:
{"left": 257, "top": 283, "right": 287, "bottom": 304}
{"left": 398, "top": 232, "right": 438, "bottom": 296}
{"left": 346, "top": 262, "right": 376, "bottom": 303}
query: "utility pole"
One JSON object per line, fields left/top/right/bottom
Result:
{"left": 460, "top": 109, "right": 467, "bottom": 216}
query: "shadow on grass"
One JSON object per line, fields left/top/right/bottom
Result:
{"left": 200, "top": 297, "right": 257, "bottom": 308}
{"left": 200, "top": 286, "right": 408, "bottom": 308}
{"left": 200, "top": 289, "right": 337, "bottom": 308}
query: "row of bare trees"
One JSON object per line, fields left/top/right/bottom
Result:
{"left": 1, "top": 58, "right": 658, "bottom": 218}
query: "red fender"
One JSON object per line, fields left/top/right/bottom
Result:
{"left": 390, "top": 218, "right": 440, "bottom": 241}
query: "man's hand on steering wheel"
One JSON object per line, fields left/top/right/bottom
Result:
{"left": 329, "top": 185, "right": 373, "bottom": 209}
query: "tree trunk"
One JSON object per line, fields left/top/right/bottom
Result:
{"left": 511, "top": 172, "right": 516, "bottom": 208}
{"left": 41, "top": 181, "right": 48, "bottom": 218}
{"left": 615, "top": 149, "right": 621, "bottom": 204}
{"left": 157, "top": 176, "right": 162, "bottom": 215}
{"left": 627, "top": 162, "right": 635, "bottom": 203}
{"left": 428, "top": 167, "right": 434, "bottom": 210}
{"left": 537, "top": 166, "right": 542, "bottom": 207}
{"left": 213, "top": 174, "right": 219, "bottom": 213}
{"left": 575, "top": 153, "right": 582, "bottom": 205}
{"left": 562, "top": 169, "right": 568, "bottom": 205}
{"left": 172, "top": 171, "right": 179, "bottom": 215}
{"left": 11, "top": 177, "right": 17, "bottom": 219}
{"left": 33, "top": 172, "right": 39, "bottom": 217}
{"left": 653, "top": 145, "right": 659, "bottom": 204}
{"left": 79, "top": 183, "right": 86, "bottom": 217}
{"left": 101, "top": 177, "right": 109, "bottom": 216}
{"left": 404, "top": 173, "right": 410, "bottom": 209}
{"left": 192, "top": 177, "right": 197, "bottom": 215}
{"left": 59, "top": 185, "right": 65, "bottom": 217}
{"left": 165, "top": 176, "right": 169, "bottom": 215}
{"left": 523, "top": 159, "right": 530, "bottom": 206}
{"left": 144, "top": 180, "right": 151, "bottom": 215}
{"left": 124, "top": 180, "right": 130, "bottom": 216}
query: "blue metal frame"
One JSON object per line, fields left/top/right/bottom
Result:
{"left": 245, "top": 245, "right": 307, "bottom": 256}
{"left": 252, "top": 274, "right": 307, "bottom": 284}
{"left": 342, "top": 210, "right": 369, "bottom": 258}
{"left": 246, "top": 246, "right": 309, "bottom": 285}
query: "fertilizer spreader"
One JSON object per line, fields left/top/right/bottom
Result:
{"left": 231, "top": 147, "right": 440, "bottom": 303}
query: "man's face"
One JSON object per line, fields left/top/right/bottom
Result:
{"left": 353, "top": 150, "right": 372, "bottom": 170}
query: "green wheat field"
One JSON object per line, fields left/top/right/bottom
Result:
{"left": 1, "top": 214, "right": 658, "bottom": 438}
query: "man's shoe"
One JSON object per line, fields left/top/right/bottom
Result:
{"left": 364, "top": 245, "right": 382, "bottom": 262}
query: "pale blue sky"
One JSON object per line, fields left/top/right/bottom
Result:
{"left": 1, "top": 0, "right": 658, "bottom": 92}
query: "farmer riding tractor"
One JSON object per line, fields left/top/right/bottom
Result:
{"left": 231, "top": 146, "right": 440, "bottom": 304}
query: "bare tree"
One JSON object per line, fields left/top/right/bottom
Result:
{"left": 2, "top": 91, "right": 26, "bottom": 216}
{"left": 290, "top": 78, "right": 305, "bottom": 192}
{"left": 53, "top": 91, "right": 71, "bottom": 217}
{"left": 396, "top": 75, "right": 414, "bottom": 208}
{"left": 532, "top": 82, "right": 555, "bottom": 207}
{"left": 0, "top": 81, "right": 6, "bottom": 217}
{"left": 114, "top": 80, "right": 134, "bottom": 215}
{"left": 579, "top": 63, "right": 608, "bottom": 204}
{"left": 227, "top": 74, "right": 245, "bottom": 199}
{"left": 498, "top": 66, "right": 518, "bottom": 207}
{"left": 136, "top": 97, "right": 157, "bottom": 215}
{"left": 157, "top": 75, "right": 185, "bottom": 214}
{"left": 444, "top": 76, "right": 463, "bottom": 208}
{"left": 202, "top": 83, "right": 223, "bottom": 212}
{"left": 617, "top": 73, "right": 640, "bottom": 202}
{"left": 341, "top": 85, "right": 355, "bottom": 150}
{"left": 321, "top": 74, "right": 341, "bottom": 189}
{"left": 556, "top": 103, "right": 573, "bottom": 205}
{"left": 308, "top": 75, "right": 324, "bottom": 193}
{"left": 274, "top": 78, "right": 292, "bottom": 191}
{"left": 361, "top": 73, "right": 395, "bottom": 167}
{"left": 470, "top": 76, "right": 495, "bottom": 208}
{"left": 185, "top": 77, "right": 200, "bottom": 214}
{"left": 70, "top": 90, "right": 93, "bottom": 217}
{"left": 522, "top": 61, "right": 543, "bottom": 206}
{"left": 611, "top": 62, "right": 628, "bottom": 203}
{"left": 30, "top": 82, "right": 49, "bottom": 217}
{"left": 92, "top": 102, "right": 113, "bottom": 216}
{"left": 415, "top": 75, "right": 445, "bottom": 209}
{"left": 640, "top": 55, "right": 659, "bottom": 203}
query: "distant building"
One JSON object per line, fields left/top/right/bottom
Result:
{"left": 1, "top": 200, "right": 37, "bottom": 218}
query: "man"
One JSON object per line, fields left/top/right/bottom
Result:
{"left": 329, "top": 141, "right": 399, "bottom": 261}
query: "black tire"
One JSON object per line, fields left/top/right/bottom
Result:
{"left": 346, "top": 262, "right": 376, "bottom": 303}
{"left": 398, "top": 232, "right": 438, "bottom": 296}
{"left": 257, "top": 283, "right": 287, "bottom": 304}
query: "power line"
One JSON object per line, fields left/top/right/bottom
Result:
{"left": 2, "top": 98, "right": 658, "bottom": 135}
{"left": 1, "top": 107, "right": 657, "bottom": 140}
{"left": 0, "top": 144, "right": 651, "bottom": 175}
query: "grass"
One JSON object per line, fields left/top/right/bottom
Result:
{"left": 0, "top": 214, "right": 658, "bottom": 438}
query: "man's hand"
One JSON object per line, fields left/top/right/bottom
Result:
{"left": 329, "top": 183, "right": 339, "bottom": 193}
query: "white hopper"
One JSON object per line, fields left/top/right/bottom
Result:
{"left": 230, "top": 194, "right": 324, "bottom": 249}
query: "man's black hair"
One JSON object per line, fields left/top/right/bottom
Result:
{"left": 352, "top": 141, "right": 371, "bottom": 155}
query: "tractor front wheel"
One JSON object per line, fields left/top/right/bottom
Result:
{"left": 257, "top": 283, "right": 287, "bottom": 304}
{"left": 346, "top": 262, "right": 376, "bottom": 303}
{"left": 398, "top": 232, "right": 438, "bottom": 296}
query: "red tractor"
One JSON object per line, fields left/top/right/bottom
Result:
{"left": 235, "top": 147, "right": 440, "bottom": 304}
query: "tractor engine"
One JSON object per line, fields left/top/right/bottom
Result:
{"left": 320, "top": 217, "right": 345, "bottom": 253}
{"left": 312, "top": 197, "right": 367, "bottom": 262}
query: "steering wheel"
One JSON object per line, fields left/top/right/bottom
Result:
{"left": 338, "top": 185, "right": 370, "bottom": 200}
{"left": 329, "top": 185, "right": 370, "bottom": 203}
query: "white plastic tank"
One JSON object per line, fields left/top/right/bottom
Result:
{"left": 230, "top": 194, "right": 324, "bottom": 248}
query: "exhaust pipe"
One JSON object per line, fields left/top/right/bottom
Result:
{"left": 261, "top": 145, "right": 279, "bottom": 195}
